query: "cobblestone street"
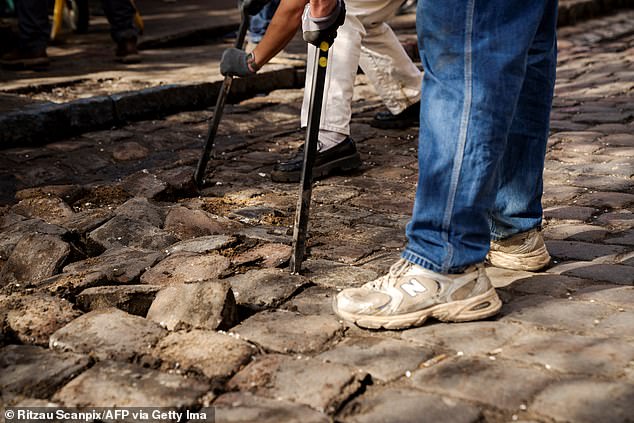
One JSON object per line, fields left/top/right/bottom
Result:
{"left": 1, "top": 6, "right": 633, "bottom": 423}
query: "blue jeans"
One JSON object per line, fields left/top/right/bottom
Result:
{"left": 247, "top": 0, "right": 280, "bottom": 43}
{"left": 402, "top": 0, "right": 558, "bottom": 274}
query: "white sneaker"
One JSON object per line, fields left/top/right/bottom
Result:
{"left": 488, "top": 229, "right": 551, "bottom": 271}
{"left": 333, "top": 259, "right": 502, "bottom": 330}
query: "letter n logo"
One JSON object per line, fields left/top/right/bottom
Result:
{"left": 401, "top": 278, "right": 427, "bottom": 297}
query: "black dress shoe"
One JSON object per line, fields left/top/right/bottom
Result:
{"left": 371, "top": 100, "right": 420, "bottom": 129}
{"left": 271, "top": 137, "right": 362, "bottom": 183}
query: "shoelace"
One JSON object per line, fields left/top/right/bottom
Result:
{"left": 369, "top": 258, "right": 413, "bottom": 290}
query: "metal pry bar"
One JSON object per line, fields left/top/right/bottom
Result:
{"left": 193, "top": 8, "right": 250, "bottom": 189}
{"left": 289, "top": 41, "right": 331, "bottom": 273}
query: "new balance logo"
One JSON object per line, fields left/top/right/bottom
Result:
{"left": 401, "top": 278, "right": 427, "bottom": 297}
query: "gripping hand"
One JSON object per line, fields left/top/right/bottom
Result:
{"left": 220, "top": 48, "right": 259, "bottom": 77}
{"left": 302, "top": 0, "right": 346, "bottom": 46}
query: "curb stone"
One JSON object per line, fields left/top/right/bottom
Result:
{"left": 0, "top": 68, "right": 302, "bottom": 148}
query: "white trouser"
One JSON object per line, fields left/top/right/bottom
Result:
{"left": 300, "top": 0, "right": 422, "bottom": 136}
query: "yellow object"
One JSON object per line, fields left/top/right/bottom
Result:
{"left": 320, "top": 41, "right": 329, "bottom": 52}
{"left": 51, "top": 0, "right": 64, "bottom": 40}
{"left": 131, "top": 0, "right": 144, "bottom": 34}
{"left": 319, "top": 57, "right": 327, "bottom": 67}
{"left": 50, "top": 0, "right": 144, "bottom": 40}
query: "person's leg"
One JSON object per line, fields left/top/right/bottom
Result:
{"left": 403, "top": 0, "right": 558, "bottom": 274}
{"left": 356, "top": 3, "right": 421, "bottom": 117}
{"left": 102, "top": 0, "right": 137, "bottom": 44}
{"left": 333, "top": 0, "right": 558, "bottom": 330}
{"left": 486, "top": 0, "right": 557, "bottom": 271}
{"left": 271, "top": 11, "right": 363, "bottom": 183}
{"left": 248, "top": 0, "right": 280, "bottom": 44}
{"left": 102, "top": 0, "right": 140, "bottom": 62}
{"left": 300, "top": 13, "right": 363, "bottom": 138}
{"left": 16, "top": 0, "right": 49, "bottom": 52}
{"left": 1, "top": 0, "right": 50, "bottom": 68}
{"left": 490, "top": 0, "right": 557, "bottom": 240}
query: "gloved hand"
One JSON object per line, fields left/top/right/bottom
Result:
{"left": 240, "top": 0, "right": 272, "bottom": 15}
{"left": 220, "top": 48, "right": 259, "bottom": 77}
{"left": 302, "top": 0, "right": 346, "bottom": 46}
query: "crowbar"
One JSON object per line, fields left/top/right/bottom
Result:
{"left": 290, "top": 40, "right": 331, "bottom": 273}
{"left": 193, "top": 7, "right": 250, "bottom": 188}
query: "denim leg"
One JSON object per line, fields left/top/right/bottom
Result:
{"left": 491, "top": 0, "right": 558, "bottom": 240}
{"left": 248, "top": 0, "right": 280, "bottom": 43}
{"left": 102, "top": 0, "right": 137, "bottom": 43}
{"left": 16, "top": 0, "right": 50, "bottom": 51}
{"left": 402, "top": 0, "right": 557, "bottom": 273}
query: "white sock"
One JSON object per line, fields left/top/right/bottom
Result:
{"left": 318, "top": 130, "right": 347, "bottom": 151}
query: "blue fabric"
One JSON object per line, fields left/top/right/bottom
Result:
{"left": 402, "top": 0, "right": 558, "bottom": 273}
{"left": 247, "top": 0, "right": 280, "bottom": 43}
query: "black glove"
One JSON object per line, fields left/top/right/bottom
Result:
{"left": 302, "top": 0, "right": 346, "bottom": 46}
{"left": 220, "top": 48, "right": 258, "bottom": 77}
{"left": 240, "top": 0, "right": 272, "bottom": 15}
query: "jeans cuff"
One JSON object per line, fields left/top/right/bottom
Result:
{"left": 402, "top": 248, "right": 471, "bottom": 274}
{"left": 401, "top": 249, "right": 444, "bottom": 273}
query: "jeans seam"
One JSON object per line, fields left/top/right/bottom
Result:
{"left": 440, "top": 0, "right": 475, "bottom": 272}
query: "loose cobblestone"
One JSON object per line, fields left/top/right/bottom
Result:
{"left": 227, "top": 268, "right": 309, "bottom": 311}
{"left": 76, "top": 285, "right": 161, "bottom": 316}
{"left": 154, "top": 329, "right": 256, "bottom": 380}
{"left": 146, "top": 280, "right": 237, "bottom": 331}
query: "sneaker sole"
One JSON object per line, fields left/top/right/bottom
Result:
{"left": 270, "top": 152, "right": 362, "bottom": 183}
{"left": 487, "top": 245, "right": 551, "bottom": 271}
{"left": 333, "top": 288, "right": 502, "bottom": 330}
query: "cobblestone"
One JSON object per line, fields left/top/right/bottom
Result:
{"left": 530, "top": 380, "right": 634, "bottom": 423}
{"left": 53, "top": 361, "right": 209, "bottom": 407}
{"left": 338, "top": 387, "right": 482, "bottom": 423}
{"left": 154, "top": 329, "right": 256, "bottom": 380}
{"left": 49, "top": 308, "right": 166, "bottom": 363}
{"left": 213, "top": 392, "right": 330, "bottom": 423}
{"left": 140, "top": 252, "right": 231, "bottom": 286}
{"left": 0, "top": 233, "right": 69, "bottom": 286}
{"left": 5, "top": 294, "right": 80, "bottom": 346}
{"left": 76, "top": 285, "right": 161, "bottom": 316}
{"left": 317, "top": 336, "right": 436, "bottom": 382}
{"left": 227, "top": 354, "right": 367, "bottom": 413}
{"left": 227, "top": 268, "right": 309, "bottom": 311}
{"left": 409, "top": 356, "right": 555, "bottom": 411}
{"left": 146, "top": 280, "right": 237, "bottom": 331}
{"left": 232, "top": 310, "right": 343, "bottom": 354}
{"left": 0, "top": 345, "right": 90, "bottom": 399}
{"left": 43, "top": 247, "right": 162, "bottom": 297}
